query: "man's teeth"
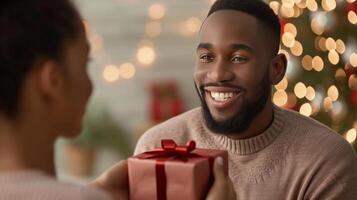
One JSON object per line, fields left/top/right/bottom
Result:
{"left": 210, "top": 92, "right": 234, "bottom": 101}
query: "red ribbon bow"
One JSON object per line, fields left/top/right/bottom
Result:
{"left": 137, "top": 139, "right": 197, "bottom": 160}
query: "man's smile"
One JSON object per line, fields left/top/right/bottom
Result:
{"left": 204, "top": 86, "right": 243, "bottom": 109}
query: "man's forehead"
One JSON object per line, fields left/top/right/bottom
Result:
{"left": 198, "top": 10, "right": 265, "bottom": 51}
{"left": 201, "top": 10, "right": 259, "bottom": 31}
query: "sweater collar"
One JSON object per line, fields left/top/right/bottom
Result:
{"left": 204, "top": 105, "right": 285, "bottom": 155}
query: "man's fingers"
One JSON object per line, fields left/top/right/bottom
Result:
{"left": 206, "top": 157, "right": 236, "bottom": 200}
{"left": 213, "top": 157, "right": 226, "bottom": 184}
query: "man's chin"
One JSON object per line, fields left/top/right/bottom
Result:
{"left": 208, "top": 108, "right": 241, "bottom": 122}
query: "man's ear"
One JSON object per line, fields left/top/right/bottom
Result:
{"left": 269, "top": 53, "right": 287, "bottom": 85}
{"left": 35, "top": 60, "right": 65, "bottom": 101}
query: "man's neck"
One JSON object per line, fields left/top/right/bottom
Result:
{"left": 0, "top": 116, "right": 56, "bottom": 176}
{"left": 227, "top": 102, "right": 274, "bottom": 140}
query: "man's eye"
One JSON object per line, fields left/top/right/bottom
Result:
{"left": 199, "top": 54, "right": 214, "bottom": 63}
{"left": 232, "top": 56, "right": 248, "bottom": 63}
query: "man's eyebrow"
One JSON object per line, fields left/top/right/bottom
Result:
{"left": 196, "top": 43, "right": 213, "bottom": 51}
{"left": 196, "top": 43, "right": 254, "bottom": 52}
{"left": 229, "top": 43, "right": 253, "bottom": 52}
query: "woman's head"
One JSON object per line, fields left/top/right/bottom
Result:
{"left": 0, "top": 0, "right": 92, "bottom": 137}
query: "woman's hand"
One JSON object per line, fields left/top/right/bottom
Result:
{"left": 89, "top": 160, "right": 129, "bottom": 200}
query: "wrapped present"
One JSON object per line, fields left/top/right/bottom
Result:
{"left": 128, "top": 139, "right": 228, "bottom": 200}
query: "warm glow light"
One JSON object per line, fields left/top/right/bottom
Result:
{"left": 185, "top": 17, "right": 202, "bottom": 33}
{"left": 311, "top": 18, "right": 324, "bottom": 35}
{"left": 282, "top": 0, "right": 295, "bottom": 8}
{"left": 327, "top": 85, "right": 339, "bottom": 101}
{"left": 336, "top": 39, "right": 346, "bottom": 54}
{"left": 318, "top": 37, "right": 327, "bottom": 51}
{"left": 148, "top": 3, "right": 166, "bottom": 20}
{"left": 297, "top": 0, "right": 307, "bottom": 8}
{"left": 328, "top": 49, "right": 339, "bottom": 65}
{"left": 312, "top": 56, "right": 324, "bottom": 71}
{"left": 347, "top": 11, "right": 357, "bottom": 24}
{"left": 291, "top": 41, "right": 303, "bottom": 56}
{"left": 103, "top": 65, "right": 120, "bottom": 82}
{"left": 275, "top": 77, "right": 288, "bottom": 90}
{"left": 350, "top": 53, "right": 357, "bottom": 67}
{"left": 284, "top": 23, "right": 297, "bottom": 37}
{"left": 145, "top": 21, "right": 161, "bottom": 37}
{"left": 306, "top": 86, "right": 316, "bottom": 101}
{"left": 282, "top": 32, "right": 296, "bottom": 48}
{"left": 346, "top": 129, "right": 357, "bottom": 144}
{"left": 307, "top": 0, "right": 318, "bottom": 11}
{"left": 349, "top": 75, "right": 357, "bottom": 90}
{"left": 294, "top": 82, "right": 307, "bottom": 99}
{"left": 269, "top": 1, "right": 280, "bottom": 15}
{"left": 300, "top": 103, "right": 313, "bottom": 116}
{"left": 119, "top": 63, "right": 136, "bottom": 80}
{"left": 325, "top": 37, "right": 336, "bottom": 51}
{"left": 346, "top": 0, "right": 356, "bottom": 3}
{"left": 323, "top": 97, "right": 333, "bottom": 111}
{"left": 321, "top": 0, "right": 336, "bottom": 11}
{"left": 302, "top": 55, "right": 313, "bottom": 71}
{"left": 137, "top": 46, "right": 156, "bottom": 65}
{"left": 335, "top": 69, "right": 346, "bottom": 80}
{"left": 273, "top": 90, "right": 288, "bottom": 106}
{"left": 281, "top": 5, "right": 295, "bottom": 18}
{"left": 293, "top": 6, "right": 303, "bottom": 18}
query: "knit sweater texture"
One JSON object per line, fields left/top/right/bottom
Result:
{"left": 135, "top": 106, "right": 357, "bottom": 200}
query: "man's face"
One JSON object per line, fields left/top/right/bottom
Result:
{"left": 58, "top": 23, "right": 92, "bottom": 137}
{"left": 194, "top": 10, "right": 273, "bottom": 135}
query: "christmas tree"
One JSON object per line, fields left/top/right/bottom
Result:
{"left": 267, "top": 0, "right": 357, "bottom": 150}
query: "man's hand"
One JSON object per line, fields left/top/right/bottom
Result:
{"left": 206, "top": 157, "right": 236, "bottom": 200}
{"left": 89, "top": 160, "right": 129, "bottom": 200}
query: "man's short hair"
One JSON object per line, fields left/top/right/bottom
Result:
{"left": 0, "top": 0, "right": 81, "bottom": 118}
{"left": 207, "top": 0, "right": 281, "bottom": 54}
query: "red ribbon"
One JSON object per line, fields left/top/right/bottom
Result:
{"left": 136, "top": 140, "right": 214, "bottom": 200}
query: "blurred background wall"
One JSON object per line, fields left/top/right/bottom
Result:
{"left": 55, "top": 0, "right": 357, "bottom": 184}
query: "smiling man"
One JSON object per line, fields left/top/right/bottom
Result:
{"left": 135, "top": 0, "right": 357, "bottom": 199}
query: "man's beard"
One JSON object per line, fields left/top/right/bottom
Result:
{"left": 195, "top": 72, "right": 271, "bottom": 136}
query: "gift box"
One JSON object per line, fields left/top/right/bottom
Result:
{"left": 128, "top": 140, "right": 228, "bottom": 200}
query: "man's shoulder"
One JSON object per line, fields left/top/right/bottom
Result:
{"left": 280, "top": 107, "right": 356, "bottom": 158}
{"left": 282, "top": 106, "right": 335, "bottom": 134}
{"left": 134, "top": 107, "right": 202, "bottom": 154}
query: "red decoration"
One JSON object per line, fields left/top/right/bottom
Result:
{"left": 351, "top": 90, "right": 357, "bottom": 109}
{"left": 280, "top": 18, "right": 287, "bottom": 35}
{"left": 149, "top": 81, "right": 184, "bottom": 123}
{"left": 344, "top": 63, "right": 357, "bottom": 77}
{"left": 346, "top": 1, "right": 357, "bottom": 13}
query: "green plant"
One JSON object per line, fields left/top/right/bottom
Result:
{"left": 67, "top": 110, "right": 133, "bottom": 157}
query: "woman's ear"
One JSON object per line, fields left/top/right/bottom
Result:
{"left": 35, "top": 60, "right": 65, "bottom": 101}
{"left": 270, "top": 53, "right": 287, "bottom": 85}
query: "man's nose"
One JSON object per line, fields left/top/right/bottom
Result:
{"left": 207, "top": 60, "right": 234, "bottom": 82}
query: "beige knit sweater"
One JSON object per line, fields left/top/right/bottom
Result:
{"left": 135, "top": 106, "right": 357, "bottom": 200}
{"left": 0, "top": 170, "right": 111, "bottom": 200}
